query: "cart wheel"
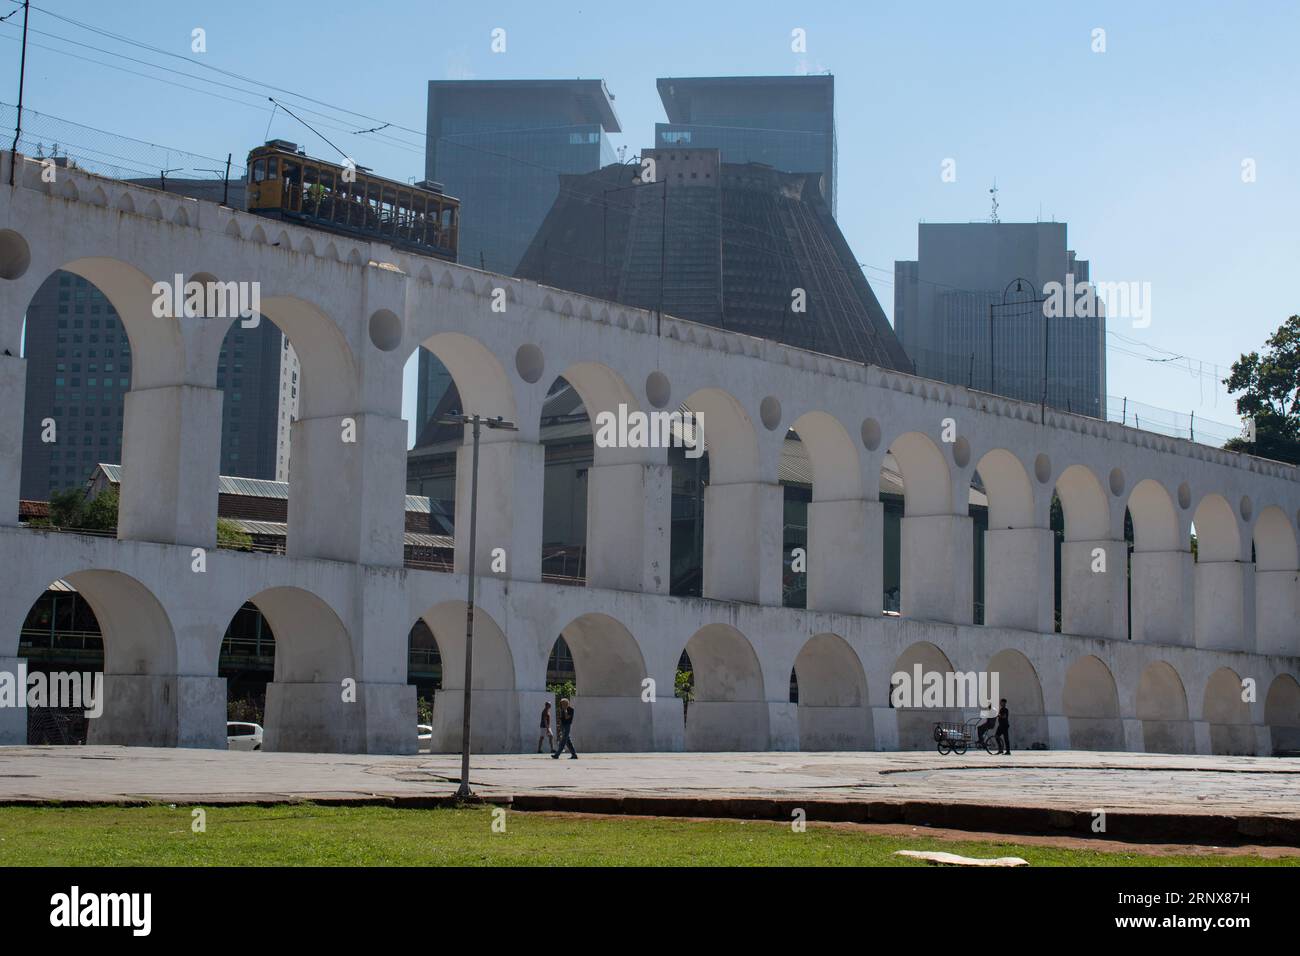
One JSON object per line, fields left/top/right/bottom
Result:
{"left": 983, "top": 734, "right": 999, "bottom": 755}
{"left": 953, "top": 740, "right": 968, "bottom": 755}
{"left": 937, "top": 740, "right": 952, "bottom": 755}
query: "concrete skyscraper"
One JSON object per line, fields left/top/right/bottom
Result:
{"left": 893, "top": 222, "right": 1106, "bottom": 417}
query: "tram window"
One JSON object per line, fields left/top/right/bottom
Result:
{"left": 282, "top": 161, "right": 301, "bottom": 211}
{"left": 251, "top": 159, "right": 267, "bottom": 182}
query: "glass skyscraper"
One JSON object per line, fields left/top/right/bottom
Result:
{"left": 654, "top": 75, "right": 836, "bottom": 215}
{"left": 416, "top": 79, "right": 621, "bottom": 444}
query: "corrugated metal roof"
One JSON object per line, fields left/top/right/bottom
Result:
{"left": 97, "top": 463, "right": 443, "bottom": 515}
{"left": 224, "top": 518, "right": 451, "bottom": 550}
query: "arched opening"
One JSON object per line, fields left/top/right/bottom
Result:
{"left": 1203, "top": 667, "right": 1255, "bottom": 755}
{"left": 13, "top": 571, "right": 187, "bottom": 746}
{"left": 1264, "top": 674, "right": 1300, "bottom": 755}
{"left": 1055, "top": 464, "right": 1114, "bottom": 638}
{"left": 678, "top": 388, "right": 765, "bottom": 604}
{"left": 239, "top": 586, "right": 355, "bottom": 752}
{"left": 1253, "top": 507, "right": 1299, "bottom": 656}
{"left": 890, "top": 641, "right": 960, "bottom": 750}
{"left": 551, "top": 362, "right": 661, "bottom": 592}
{"left": 407, "top": 333, "right": 520, "bottom": 578}
{"left": 418, "top": 600, "right": 515, "bottom": 753}
{"left": 17, "top": 269, "right": 139, "bottom": 512}
{"left": 885, "top": 432, "right": 965, "bottom": 621}
{"left": 1062, "top": 655, "right": 1123, "bottom": 751}
{"left": 1191, "top": 493, "right": 1247, "bottom": 650}
{"left": 544, "top": 613, "right": 651, "bottom": 751}
{"left": 536, "top": 375, "right": 590, "bottom": 582}
{"left": 681, "top": 623, "right": 767, "bottom": 751}
{"left": 987, "top": 649, "right": 1046, "bottom": 749}
{"left": 407, "top": 619, "right": 441, "bottom": 752}
{"left": 793, "top": 633, "right": 870, "bottom": 750}
{"left": 787, "top": 411, "right": 866, "bottom": 613}
{"left": 976, "top": 450, "right": 1046, "bottom": 631}
{"left": 1127, "top": 479, "right": 1189, "bottom": 644}
{"left": 1135, "top": 661, "right": 1192, "bottom": 753}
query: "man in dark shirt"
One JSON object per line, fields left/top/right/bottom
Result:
{"left": 551, "top": 698, "right": 578, "bottom": 759}
{"left": 994, "top": 698, "right": 1011, "bottom": 755}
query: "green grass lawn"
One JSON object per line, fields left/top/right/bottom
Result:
{"left": 0, "top": 804, "right": 1294, "bottom": 866}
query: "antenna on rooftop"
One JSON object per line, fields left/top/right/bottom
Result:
{"left": 989, "top": 179, "right": 1000, "bottom": 224}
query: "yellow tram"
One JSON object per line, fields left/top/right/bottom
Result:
{"left": 245, "top": 140, "right": 459, "bottom": 261}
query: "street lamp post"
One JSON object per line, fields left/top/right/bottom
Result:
{"left": 439, "top": 413, "right": 518, "bottom": 800}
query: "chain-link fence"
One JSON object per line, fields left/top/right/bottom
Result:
{"left": 3, "top": 101, "right": 245, "bottom": 188}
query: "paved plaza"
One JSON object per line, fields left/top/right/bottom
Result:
{"left": 1, "top": 746, "right": 1297, "bottom": 844}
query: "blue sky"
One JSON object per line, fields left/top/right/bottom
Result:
{"left": 3, "top": 0, "right": 1297, "bottom": 443}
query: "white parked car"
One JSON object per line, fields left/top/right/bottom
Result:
{"left": 417, "top": 724, "right": 432, "bottom": 753}
{"left": 227, "top": 721, "right": 263, "bottom": 751}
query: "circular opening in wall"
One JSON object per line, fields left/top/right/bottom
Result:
{"left": 1240, "top": 495, "right": 1253, "bottom": 522}
{"left": 1108, "top": 467, "right": 1125, "bottom": 497}
{"left": 861, "top": 417, "right": 882, "bottom": 451}
{"left": 367, "top": 308, "right": 403, "bottom": 352}
{"left": 0, "top": 229, "right": 32, "bottom": 280}
{"left": 952, "top": 436, "right": 971, "bottom": 468}
{"left": 1034, "top": 453, "right": 1052, "bottom": 484}
{"left": 1177, "top": 482, "right": 1191, "bottom": 510}
{"left": 645, "top": 370, "right": 671, "bottom": 409}
{"left": 515, "top": 343, "right": 545, "bottom": 384}
{"left": 759, "top": 396, "right": 782, "bottom": 431}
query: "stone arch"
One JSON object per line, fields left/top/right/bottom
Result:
{"left": 793, "top": 633, "right": 871, "bottom": 750}
{"left": 1062, "top": 655, "right": 1123, "bottom": 750}
{"left": 418, "top": 331, "right": 518, "bottom": 428}
{"left": 1191, "top": 493, "right": 1240, "bottom": 562}
{"left": 253, "top": 294, "right": 359, "bottom": 419}
{"left": 887, "top": 431, "right": 951, "bottom": 516}
{"left": 890, "top": 641, "right": 960, "bottom": 750}
{"left": 1128, "top": 479, "right": 1180, "bottom": 552}
{"left": 681, "top": 623, "right": 768, "bottom": 751}
{"left": 1253, "top": 507, "right": 1299, "bottom": 656}
{"left": 789, "top": 411, "right": 863, "bottom": 501}
{"left": 420, "top": 600, "right": 515, "bottom": 753}
{"left": 1136, "top": 660, "right": 1192, "bottom": 753}
{"left": 976, "top": 449, "right": 1034, "bottom": 529}
{"left": 1265, "top": 674, "right": 1300, "bottom": 754}
{"left": 562, "top": 361, "right": 651, "bottom": 463}
{"left": 1203, "top": 667, "right": 1255, "bottom": 755}
{"left": 244, "top": 585, "right": 355, "bottom": 753}
{"left": 682, "top": 387, "right": 760, "bottom": 485}
{"left": 60, "top": 257, "right": 186, "bottom": 388}
{"left": 987, "top": 648, "right": 1046, "bottom": 749}
{"left": 1055, "top": 464, "right": 1109, "bottom": 541}
{"left": 1254, "top": 506, "right": 1298, "bottom": 571}
{"left": 15, "top": 569, "right": 193, "bottom": 747}
{"left": 553, "top": 613, "right": 652, "bottom": 751}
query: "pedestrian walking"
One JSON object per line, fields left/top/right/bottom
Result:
{"left": 537, "top": 700, "right": 554, "bottom": 753}
{"left": 995, "top": 698, "right": 1011, "bottom": 755}
{"left": 551, "top": 698, "right": 578, "bottom": 759}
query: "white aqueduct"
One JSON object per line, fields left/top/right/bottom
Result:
{"left": 0, "top": 152, "right": 1297, "bottom": 756}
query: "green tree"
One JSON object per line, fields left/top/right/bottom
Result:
{"left": 547, "top": 678, "right": 576, "bottom": 705}
{"left": 1223, "top": 314, "right": 1300, "bottom": 463}
{"left": 80, "top": 486, "right": 119, "bottom": 531}
{"left": 216, "top": 517, "right": 253, "bottom": 550}
{"left": 46, "top": 488, "right": 86, "bottom": 528}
